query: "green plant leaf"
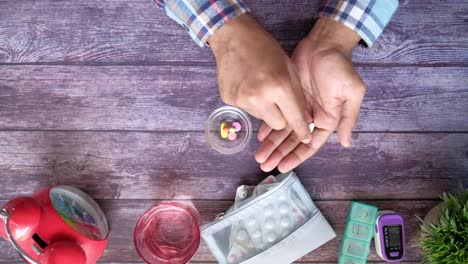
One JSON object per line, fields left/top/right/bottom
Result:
{"left": 419, "top": 190, "right": 468, "bottom": 264}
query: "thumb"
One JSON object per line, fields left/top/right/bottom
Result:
{"left": 337, "top": 91, "right": 364, "bottom": 147}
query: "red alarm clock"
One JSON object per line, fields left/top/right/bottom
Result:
{"left": 0, "top": 186, "right": 110, "bottom": 264}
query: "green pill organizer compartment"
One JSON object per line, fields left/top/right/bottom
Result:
{"left": 338, "top": 202, "right": 378, "bottom": 264}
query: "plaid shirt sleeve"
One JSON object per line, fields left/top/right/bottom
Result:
{"left": 319, "top": 0, "right": 402, "bottom": 47}
{"left": 155, "top": 0, "right": 250, "bottom": 47}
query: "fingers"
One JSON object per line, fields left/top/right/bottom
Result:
{"left": 277, "top": 96, "right": 312, "bottom": 144}
{"left": 337, "top": 100, "right": 361, "bottom": 147}
{"left": 337, "top": 82, "right": 365, "bottom": 147}
{"left": 258, "top": 104, "right": 287, "bottom": 131}
{"left": 255, "top": 127, "right": 292, "bottom": 164}
{"left": 259, "top": 132, "right": 302, "bottom": 172}
{"left": 277, "top": 128, "right": 333, "bottom": 173}
{"left": 257, "top": 122, "right": 273, "bottom": 142}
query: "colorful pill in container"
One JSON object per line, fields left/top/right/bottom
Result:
{"left": 205, "top": 106, "right": 252, "bottom": 154}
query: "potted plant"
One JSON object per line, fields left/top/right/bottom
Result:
{"left": 419, "top": 190, "right": 468, "bottom": 264}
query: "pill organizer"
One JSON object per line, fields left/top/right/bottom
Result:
{"left": 202, "top": 172, "right": 336, "bottom": 264}
{"left": 338, "top": 202, "right": 378, "bottom": 264}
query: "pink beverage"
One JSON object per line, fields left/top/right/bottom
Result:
{"left": 134, "top": 202, "right": 201, "bottom": 264}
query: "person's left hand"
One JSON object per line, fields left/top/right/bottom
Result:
{"left": 255, "top": 17, "right": 365, "bottom": 173}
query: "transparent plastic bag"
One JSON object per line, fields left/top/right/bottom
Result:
{"left": 202, "top": 172, "right": 336, "bottom": 264}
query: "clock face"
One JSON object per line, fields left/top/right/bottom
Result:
{"left": 50, "top": 186, "right": 109, "bottom": 240}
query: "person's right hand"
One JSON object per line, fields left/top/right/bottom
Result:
{"left": 209, "top": 14, "right": 312, "bottom": 144}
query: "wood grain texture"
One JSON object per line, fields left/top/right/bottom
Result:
{"left": 0, "top": 0, "right": 467, "bottom": 64}
{"left": 0, "top": 131, "right": 466, "bottom": 201}
{"left": 0, "top": 200, "right": 439, "bottom": 263}
{"left": 0, "top": 0, "right": 466, "bottom": 263}
{"left": 1, "top": 66, "right": 467, "bottom": 131}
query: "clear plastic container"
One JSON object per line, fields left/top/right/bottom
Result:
{"left": 205, "top": 106, "right": 252, "bottom": 154}
{"left": 134, "top": 202, "right": 201, "bottom": 264}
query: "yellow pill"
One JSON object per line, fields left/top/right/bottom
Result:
{"left": 220, "top": 122, "right": 229, "bottom": 138}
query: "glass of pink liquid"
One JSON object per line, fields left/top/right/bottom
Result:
{"left": 134, "top": 201, "right": 201, "bottom": 264}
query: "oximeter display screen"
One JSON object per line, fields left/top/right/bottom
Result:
{"left": 388, "top": 225, "right": 402, "bottom": 247}
{"left": 379, "top": 214, "right": 405, "bottom": 261}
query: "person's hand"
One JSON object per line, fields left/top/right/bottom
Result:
{"left": 209, "top": 14, "right": 312, "bottom": 144}
{"left": 255, "top": 17, "right": 365, "bottom": 172}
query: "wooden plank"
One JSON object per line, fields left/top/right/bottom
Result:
{"left": 0, "top": 200, "right": 439, "bottom": 262}
{"left": 0, "top": 131, "right": 465, "bottom": 201}
{"left": 0, "top": 66, "right": 467, "bottom": 131}
{"left": 0, "top": 0, "right": 466, "bottom": 64}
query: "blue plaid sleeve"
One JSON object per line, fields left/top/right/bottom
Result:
{"left": 155, "top": 0, "right": 250, "bottom": 47}
{"left": 319, "top": 0, "right": 400, "bottom": 47}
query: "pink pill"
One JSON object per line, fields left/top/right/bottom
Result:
{"left": 228, "top": 132, "right": 238, "bottom": 141}
{"left": 232, "top": 122, "right": 242, "bottom": 132}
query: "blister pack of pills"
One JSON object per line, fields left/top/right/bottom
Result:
{"left": 202, "top": 172, "right": 336, "bottom": 264}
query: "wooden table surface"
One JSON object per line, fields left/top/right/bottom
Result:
{"left": 0, "top": 0, "right": 467, "bottom": 263}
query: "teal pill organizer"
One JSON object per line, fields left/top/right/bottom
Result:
{"left": 338, "top": 202, "right": 378, "bottom": 264}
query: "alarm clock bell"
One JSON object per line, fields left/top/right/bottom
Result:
{"left": 0, "top": 186, "right": 109, "bottom": 264}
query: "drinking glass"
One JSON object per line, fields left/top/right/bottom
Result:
{"left": 134, "top": 201, "right": 200, "bottom": 264}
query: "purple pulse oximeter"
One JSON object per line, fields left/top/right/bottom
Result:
{"left": 374, "top": 211, "right": 406, "bottom": 262}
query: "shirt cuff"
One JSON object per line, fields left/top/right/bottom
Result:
{"left": 156, "top": 0, "right": 250, "bottom": 47}
{"left": 318, "top": 0, "right": 399, "bottom": 47}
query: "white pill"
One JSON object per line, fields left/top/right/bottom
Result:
{"left": 252, "top": 230, "right": 261, "bottom": 238}
{"left": 236, "top": 229, "right": 248, "bottom": 241}
{"left": 280, "top": 216, "right": 291, "bottom": 228}
{"left": 279, "top": 195, "right": 287, "bottom": 201}
{"left": 279, "top": 203, "right": 289, "bottom": 214}
{"left": 266, "top": 232, "right": 277, "bottom": 243}
{"left": 247, "top": 219, "right": 256, "bottom": 226}
{"left": 264, "top": 219, "right": 275, "bottom": 229}
{"left": 264, "top": 207, "right": 273, "bottom": 216}
{"left": 309, "top": 122, "right": 315, "bottom": 132}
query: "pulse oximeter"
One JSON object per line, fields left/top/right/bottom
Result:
{"left": 374, "top": 211, "right": 405, "bottom": 262}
